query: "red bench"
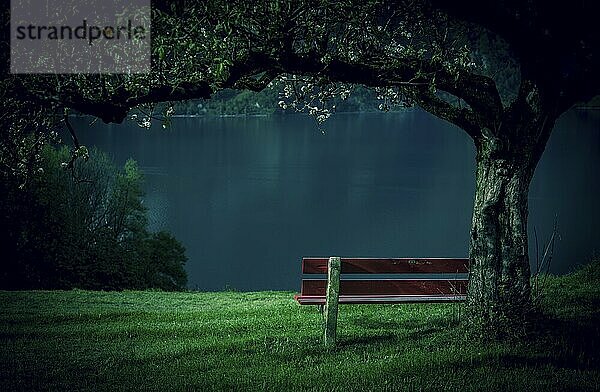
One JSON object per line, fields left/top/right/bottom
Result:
{"left": 294, "top": 257, "right": 469, "bottom": 346}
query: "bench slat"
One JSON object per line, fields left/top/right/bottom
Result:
{"left": 302, "top": 257, "right": 469, "bottom": 274}
{"left": 301, "top": 279, "right": 467, "bottom": 296}
{"left": 294, "top": 294, "right": 466, "bottom": 305}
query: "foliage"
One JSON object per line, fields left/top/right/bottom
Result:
{"left": 0, "top": 89, "right": 62, "bottom": 186}
{"left": 0, "top": 146, "right": 188, "bottom": 291}
{"left": 0, "top": 1, "right": 517, "bottom": 125}
{"left": 1, "top": 262, "right": 599, "bottom": 390}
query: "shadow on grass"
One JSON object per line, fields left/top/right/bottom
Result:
{"left": 531, "top": 315, "right": 600, "bottom": 370}
{"left": 337, "top": 333, "right": 399, "bottom": 348}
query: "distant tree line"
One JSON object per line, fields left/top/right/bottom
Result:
{"left": 0, "top": 146, "right": 187, "bottom": 291}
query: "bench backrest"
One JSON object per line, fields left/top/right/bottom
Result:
{"left": 298, "top": 257, "right": 469, "bottom": 304}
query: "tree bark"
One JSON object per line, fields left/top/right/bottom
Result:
{"left": 467, "top": 147, "right": 534, "bottom": 327}
{"left": 466, "top": 100, "right": 556, "bottom": 331}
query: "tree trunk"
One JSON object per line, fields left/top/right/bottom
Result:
{"left": 466, "top": 112, "right": 555, "bottom": 332}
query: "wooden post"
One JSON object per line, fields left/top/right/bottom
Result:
{"left": 324, "top": 256, "right": 341, "bottom": 348}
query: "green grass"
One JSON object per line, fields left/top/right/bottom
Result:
{"left": 1, "top": 263, "right": 600, "bottom": 391}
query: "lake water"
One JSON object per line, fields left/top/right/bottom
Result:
{"left": 72, "top": 108, "right": 600, "bottom": 290}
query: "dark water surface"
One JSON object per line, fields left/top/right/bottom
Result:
{"left": 72, "top": 109, "right": 600, "bottom": 290}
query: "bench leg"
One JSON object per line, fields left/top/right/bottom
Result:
{"left": 324, "top": 256, "right": 341, "bottom": 348}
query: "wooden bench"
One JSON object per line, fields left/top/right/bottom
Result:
{"left": 294, "top": 257, "right": 469, "bottom": 347}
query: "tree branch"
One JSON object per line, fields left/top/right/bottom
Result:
{"left": 278, "top": 54, "right": 500, "bottom": 135}
{"left": 409, "top": 87, "right": 481, "bottom": 140}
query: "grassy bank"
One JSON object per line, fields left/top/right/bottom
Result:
{"left": 1, "top": 263, "right": 600, "bottom": 391}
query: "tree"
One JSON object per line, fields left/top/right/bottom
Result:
{"left": 2, "top": 0, "right": 598, "bottom": 330}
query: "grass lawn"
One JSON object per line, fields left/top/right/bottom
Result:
{"left": 1, "top": 263, "right": 600, "bottom": 391}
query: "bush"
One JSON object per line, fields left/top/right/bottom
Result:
{"left": 0, "top": 146, "right": 188, "bottom": 291}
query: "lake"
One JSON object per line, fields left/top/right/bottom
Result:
{"left": 71, "top": 108, "right": 600, "bottom": 290}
